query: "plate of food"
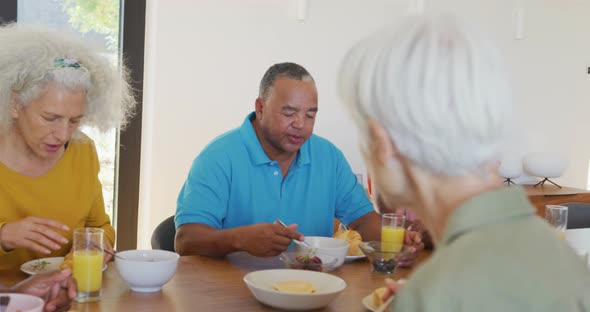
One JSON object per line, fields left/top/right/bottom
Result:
{"left": 333, "top": 227, "right": 366, "bottom": 261}
{"left": 20, "top": 256, "right": 107, "bottom": 275}
{"left": 362, "top": 280, "right": 406, "bottom": 311}
{"left": 362, "top": 287, "right": 394, "bottom": 312}
{"left": 20, "top": 257, "right": 65, "bottom": 275}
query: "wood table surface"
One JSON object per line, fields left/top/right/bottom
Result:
{"left": 524, "top": 184, "right": 590, "bottom": 217}
{"left": 1, "top": 251, "right": 432, "bottom": 312}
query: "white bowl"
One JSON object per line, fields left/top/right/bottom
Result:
{"left": 295, "top": 236, "right": 349, "bottom": 268}
{"left": 115, "top": 249, "right": 179, "bottom": 292}
{"left": 243, "top": 269, "right": 346, "bottom": 310}
{"left": 0, "top": 293, "right": 44, "bottom": 312}
{"left": 523, "top": 152, "right": 568, "bottom": 178}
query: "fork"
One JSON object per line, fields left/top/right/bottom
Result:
{"left": 0, "top": 295, "right": 10, "bottom": 312}
{"left": 275, "top": 219, "right": 311, "bottom": 247}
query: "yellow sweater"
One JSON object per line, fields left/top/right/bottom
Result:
{"left": 0, "top": 134, "right": 115, "bottom": 270}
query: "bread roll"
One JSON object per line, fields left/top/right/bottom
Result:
{"left": 333, "top": 229, "right": 363, "bottom": 256}
{"left": 59, "top": 252, "right": 73, "bottom": 270}
{"left": 372, "top": 287, "right": 387, "bottom": 307}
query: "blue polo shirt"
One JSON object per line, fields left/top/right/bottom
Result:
{"left": 175, "top": 112, "right": 374, "bottom": 236}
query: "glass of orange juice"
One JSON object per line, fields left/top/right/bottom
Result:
{"left": 381, "top": 213, "right": 405, "bottom": 252}
{"left": 73, "top": 228, "right": 104, "bottom": 302}
{"left": 545, "top": 205, "right": 568, "bottom": 239}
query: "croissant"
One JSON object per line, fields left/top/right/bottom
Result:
{"left": 59, "top": 252, "right": 73, "bottom": 270}
{"left": 372, "top": 287, "right": 387, "bottom": 308}
{"left": 333, "top": 229, "right": 363, "bottom": 256}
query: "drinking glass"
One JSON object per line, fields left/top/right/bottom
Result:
{"left": 73, "top": 228, "right": 104, "bottom": 302}
{"left": 545, "top": 205, "right": 568, "bottom": 239}
{"left": 381, "top": 213, "right": 405, "bottom": 252}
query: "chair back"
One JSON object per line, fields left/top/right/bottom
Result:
{"left": 151, "top": 215, "right": 176, "bottom": 251}
{"left": 560, "top": 202, "right": 590, "bottom": 229}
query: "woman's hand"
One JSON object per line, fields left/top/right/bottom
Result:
{"left": 11, "top": 269, "right": 76, "bottom": 312}
{"left": 103, "top": 240, "right": 114, "bottom": 264}
{"left": 0, "top": 217, "right": 69, "bottom": 254}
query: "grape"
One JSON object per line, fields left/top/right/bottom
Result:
{"left": 372, "top": 258, "right": 396, "bottom": 273}
{"left": 290, "top": 254, "right": 323, "bottom": 271}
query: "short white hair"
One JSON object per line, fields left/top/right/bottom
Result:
{"left": 0, "top": 23, "right": 135, "bottom": 135}
{"left": 339, "top": 15, "right": 512, "bottom": 176}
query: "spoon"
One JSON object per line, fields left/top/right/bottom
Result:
{"left": 90, "top": 241, "right": 124, "bottom": 260}
{"left": 103, "top": 248, "right": 125, "bottom": 260}
{"left": 275, "top": 219, "right": 311, "bottom": 248}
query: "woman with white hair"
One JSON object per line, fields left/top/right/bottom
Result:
{"left": 0, "top": 24, "right": 135, "bottom": 270}
{"left": 340, "top": 15, "right": 590, "bottom": 311}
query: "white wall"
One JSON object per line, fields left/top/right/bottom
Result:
{"left": 138, "top": 0, "right": 590, "bottom": 248}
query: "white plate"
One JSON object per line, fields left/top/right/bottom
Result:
{"left": 345, "top": 254, "right": 366, "bottom": 262}
{"left": 362, "top": 293, "right": 379, "bottom": 312}
{"left": 243, "top": 269, "right": 346, "bottom": 310}
{"left": 362, "top": 279, "right": 406, "bottom": 311}
{"left": 20, "top": 257, "right": 65, "bottom": 275}
{"left": 21, "top": 257, "right": 107, "bottom": 275}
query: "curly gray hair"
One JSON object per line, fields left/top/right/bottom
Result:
{"left": 0, "top": 23, "right": 136, "bottom": 135}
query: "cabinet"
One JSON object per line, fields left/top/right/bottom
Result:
{"left": 525, "top": 185, "right": 590, "bottom": 217}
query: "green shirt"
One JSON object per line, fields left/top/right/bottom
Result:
{"left": 393, "top": 186, "right": 590, "bottom": 312}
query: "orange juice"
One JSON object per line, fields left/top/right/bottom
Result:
{"left": 73, "top": 250, "right": 104, "bottom": 292}
{"left": 381, "top": 226, "right": 405, "bottom": 252}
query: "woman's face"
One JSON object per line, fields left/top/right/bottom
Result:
{"left": 12, "top": 85, "right": 87, "bottom": 160}
{"left": 361, "top": 120, "right": 415, "bottom": 212}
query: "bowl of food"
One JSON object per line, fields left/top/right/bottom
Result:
{"left": 358, "top": 241, "right": 412, "bottom": 274}
{"left": 115, "top": 249, "right": 179, "bottom": 292}
{"left": 279, "top": 250, "right": 338, "bottom": 272}
{"left": 243, "top": 269, "right": 346, "bottom": 310}
{"left": 295, "top": 236, "right": 349, "bottom": 268}
{"left": 0, "top": 293, "right": 44, "bottom": 312}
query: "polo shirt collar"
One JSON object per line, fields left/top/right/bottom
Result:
{"left": 441, "top": 186, "right": 535, "bottom": 246}
{"left": 239, "top": 112, "right": 311, "bottom": 167}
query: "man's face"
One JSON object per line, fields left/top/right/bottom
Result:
{"left": 255, "top": 78, "right": 318, "bottom": 158}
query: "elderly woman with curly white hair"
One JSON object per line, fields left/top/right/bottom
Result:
{"left": 0, "top": 24, "right": 135, "bottom": 270}
{"left": 340, "top": 15, "right": 590, "bottom": 311}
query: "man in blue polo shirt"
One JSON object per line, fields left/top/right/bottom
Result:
{"left": 175, "top": 62, "right": 422, "bottom": 257}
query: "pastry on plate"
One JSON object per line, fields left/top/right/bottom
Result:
{"left": 372, "top": 287, "right": 387, "bottom": 308}
{"left": 272, "top": 280, "right": 317, "bottom": 294}
{"left": 333, "top": 229, "right": 363, "bottom": 256}
{"left": 59, "top": 252, "right": 73, "bottom": 270}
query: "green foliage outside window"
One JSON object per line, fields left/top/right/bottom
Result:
{"left": 63, "top": 0, "right": 119, "bottom": 51}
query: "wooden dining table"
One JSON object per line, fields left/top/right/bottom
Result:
{"left": 1, "top": 250, "right": 432, "bottom": 312}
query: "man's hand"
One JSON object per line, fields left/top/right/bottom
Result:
{"left": 0, "top": 217, "right": 69, "bottom": 254}
{"left": 234, "top": 223, "right": 303, "bottom": 257}
{"left": 11, "top": 269, "right": 77, "bottom": 312}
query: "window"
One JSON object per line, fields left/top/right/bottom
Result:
{"left": 1, "top": 0, "right": 145, "bottom": 250}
